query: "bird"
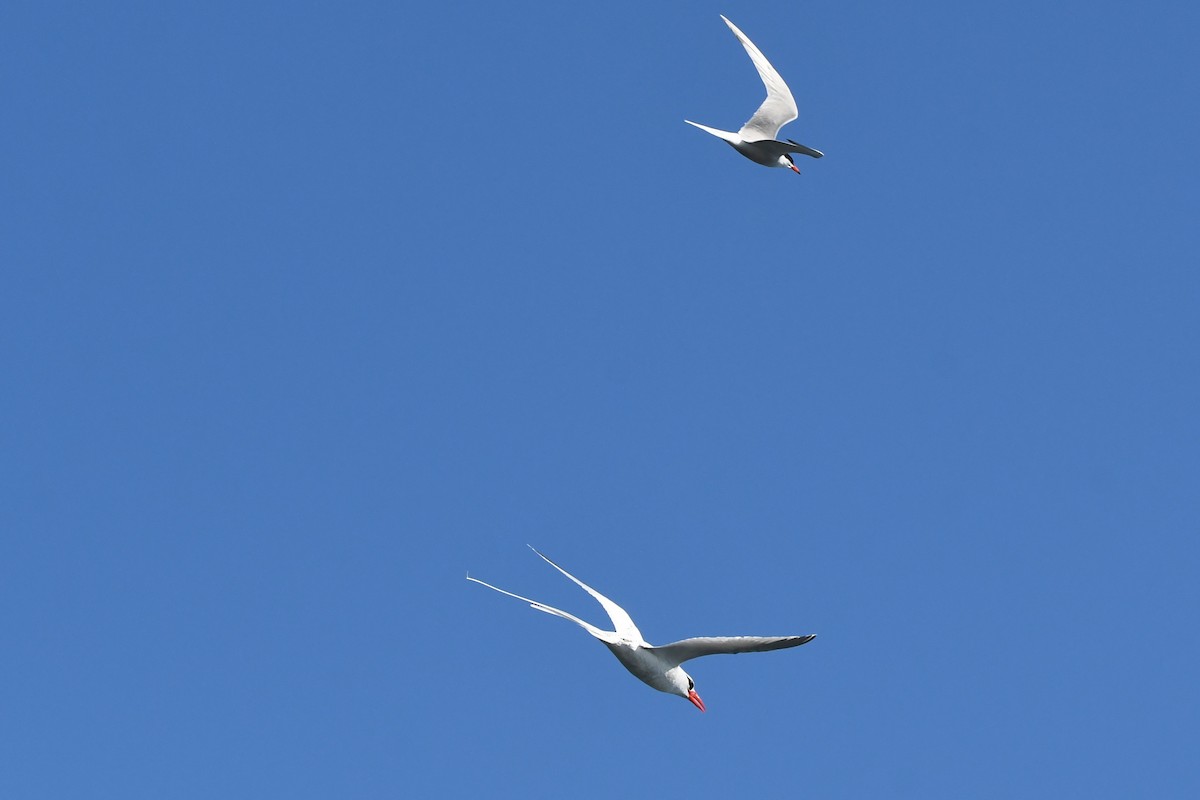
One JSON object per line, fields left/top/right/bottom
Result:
{"left": 686, "top": 15, "right": 824, "bottom": 174}
{"left": 467, "top": 546, "right": 816, "bottom": 711}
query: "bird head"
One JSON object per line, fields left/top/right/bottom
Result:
{"left": 667, "top": 666, "right": 705, "bottom": 712}
{"left": 780, "top": 154, "right": 801, "bottom": 174}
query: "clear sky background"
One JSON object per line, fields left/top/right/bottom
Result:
{"left": 3, "top": 1, "right": 1198, "bottom": 797}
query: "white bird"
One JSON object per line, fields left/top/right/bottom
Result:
{"left": 467, "top": 546, "right": 816, "bottom": 711}
{"left": 686, "top": 15, "right": 824, "bottom": 174}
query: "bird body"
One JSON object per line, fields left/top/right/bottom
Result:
{"left": 687, "top": 15, "right": 823, "bottom": 174}
{"left": 468, "top": 547, "right": 816, "bottom": 711}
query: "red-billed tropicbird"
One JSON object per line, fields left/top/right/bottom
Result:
{"left": 467, "top": 546, "right": 816, "bottom": 711}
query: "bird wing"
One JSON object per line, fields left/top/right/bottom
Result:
{"left": 783, "top": 139, "right": 825, "bottom": 158}
{"left": 466, "top": 573, "right": 620, "bottom": 645}
{"left": 528, "top": 547, "right": 645, "bottom": 644}
{"left": 721, "top": 15, "right": 799, "bottom": 142}
{"left": 649, "top": 634, "right": 816, "bottom": 666}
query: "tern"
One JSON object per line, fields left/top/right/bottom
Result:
{"left": 686, "top": 15, "right": 824, "bottom": 174}
{"left": 467, "top": 546, "right": 816, "bottom": 711}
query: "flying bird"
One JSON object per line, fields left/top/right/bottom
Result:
{"left": 686, "top": 15, "right": 824, "bottom": 174}
{"left": 467, "top": 546, "right": 816, "bottom": 711}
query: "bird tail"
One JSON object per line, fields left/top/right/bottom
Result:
{"left": 685, "top": 120, "right": 741, "bottom": 144}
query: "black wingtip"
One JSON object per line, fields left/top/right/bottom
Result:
{"left": 800, "top": 634, "right": 817, "bottom": 645}
{"left": 786, "top": 139, "right": 824, "bottom": 159}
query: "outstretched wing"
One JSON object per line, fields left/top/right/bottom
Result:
{"left": 528, "top": 547, "right": 645, "bottom": 644}
{"left": 721, "top": 15, "right": 799, "bottom": 142}
{"left": 786, "top": 139, "right": 825, "bottom": 158}
{"left": 748, "top": 139, "right": 825, "bottom": 161}
{"left": 650, "top": 634, "right": 816, "bottom": 666}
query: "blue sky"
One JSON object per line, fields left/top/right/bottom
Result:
{"left": 3, "top": 0, "right": 1198, "bottom": 796}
